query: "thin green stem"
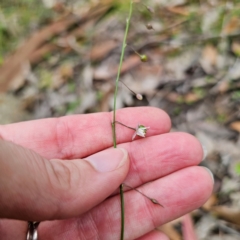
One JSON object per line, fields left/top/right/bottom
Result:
{"left": 113, "top": 0, "right": 133, "bottom": 148}
{"left": 112, "top": 2, "right": 133, "bottom": 239}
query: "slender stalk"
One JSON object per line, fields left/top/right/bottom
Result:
{"left": 123, "top": 184, "right": 164, "bottom": 207}
{"left": 120, "top": 80, "right": 137, "bottom": 96}
{"left": 111, "top": 3, "right": 162, "bottom": 239}
{"left": 127, "top": 44, "right": 141, "bottom": 57}
{"left": 111, "top": 2, "right": 133, "bottom": 239}
{"left": 114, "top": 121, "right": 136, "bottom": 131}
{"left": 113, "top": 0, "right": 133, "bottom": 148}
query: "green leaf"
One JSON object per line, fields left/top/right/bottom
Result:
{"left": 235, "top": 162, "right": 240, "bottom": 175}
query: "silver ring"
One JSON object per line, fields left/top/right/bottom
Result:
{"left": 26, "top": 222, "right": 40, "bottom": 240}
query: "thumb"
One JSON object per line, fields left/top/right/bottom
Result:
{"left": 0, "top": 139, "right": 129, "bottom": 221}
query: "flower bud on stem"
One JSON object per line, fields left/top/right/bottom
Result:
{"left": 127, "top": 44, "right": 148, "bottom": 62}
{"left": 114, "top": 121, "right": 150, "bottom": 140}
{"left": 123, "top": 184, "right": 164, "bottom": 207}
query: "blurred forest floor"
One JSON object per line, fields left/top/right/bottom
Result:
{"left": 1, "top": 0, "right": 240, "bottom": 239}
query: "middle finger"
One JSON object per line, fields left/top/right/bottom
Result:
{"left": 115, "top": 131, "right": 204, "bottom": 187}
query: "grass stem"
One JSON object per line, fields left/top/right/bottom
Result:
{"left": 112, "top": 0, "right": 133, "bottom": 149}
{"left": 111, "top": 2, "right": 133, "bottom": 239}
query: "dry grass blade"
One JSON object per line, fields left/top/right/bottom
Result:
{"left": 211, "top": 206, "right": 240, "bottom": 226}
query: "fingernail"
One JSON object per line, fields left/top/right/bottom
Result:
{"left": 201, "top": 167, "right": 214, "bottom": 183}
{"left": 201, "top": 144, "right": 208, "bottom": 161}
{"left": 85, "top": 148, "right": 128, "bottom": 173}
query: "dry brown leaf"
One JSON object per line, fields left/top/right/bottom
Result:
{"left": 158, "top": 222, "right": 182, "bottom": 240}
{"left": 0, "top": 16, "right": 79, "bottom": 92}
{"left": 51, "top": 64, "right": 74, "bottom": 89}
{"left": 94, "top": 55, "right": 141, "bottom": 80}
{"left": 116, "top": 55, "right": 141, "bottom": 76}
{"left": 211, "top": 205, "right": 240, "bottom": 225}
{"left": 232, "top": 41, "right": 240, "bottom": 56}
{"left": 229, "top": 121, "right": 240, "bottom": 132}
{"left": 184, "top": 93, "right": 201, "bottom": 103}
{"left": 59, "top": 64, "right": 73, "bottom": 79}
{"left": 30, "top": 24, "right": 93, "bottom": 64}
{"left": 52, "top": 2, "right": 68, "bottom": 13}
{"left": 165, "top": 92, "right": 182, "bottom": 103}
{"left": 166, "top": 7, "right": 189, "bottom": 16}
{"left": 200, "top": 45, "right": 218, "bottom": 74}
{"left": 166, "top": 91, "right": 204, "bottom": 103}
{"left": 223, "top": 17, "right": 240, "bottom": 34}
{"left": 90, "top": 40, "right": 118, "bottom": 61}
{"left": 8, "top": 62, "right": 31, "bottom": 91}
{"left": 202, "top": 193, "right": 218, "bottom": 211}
{"left": 0, "top": 2, "right": 112, "bottom": 92}
{"left": 29, "top": 44, "right": 60, "bottom": 64}
{"left": 136, "top": 63, "right": 162, "bottom": 79}
{"left": 218, "top": 81, "right": 229, "bottom": 94}
{"left": 203, "top": 45, "right": 217, "bottom": 65}
{"left": 30, "top": 17, "right": 104, "bottom": 64}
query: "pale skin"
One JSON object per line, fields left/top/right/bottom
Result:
{"left": 0, "top": 107, "right": 213, "bottom": 240}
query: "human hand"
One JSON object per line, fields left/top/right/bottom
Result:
{"left": 0, "top": 107, "right": 213, "bottom": 240}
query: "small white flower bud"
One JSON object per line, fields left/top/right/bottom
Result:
{"left": 136, "top": 93, "right": 143, "bottom": 100}
{"left": 132, "top": 124, "right": 150, "bottom": 140}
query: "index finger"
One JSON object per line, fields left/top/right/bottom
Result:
{"left": 0, "top": 107, "right": 171, "bottom": 159}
